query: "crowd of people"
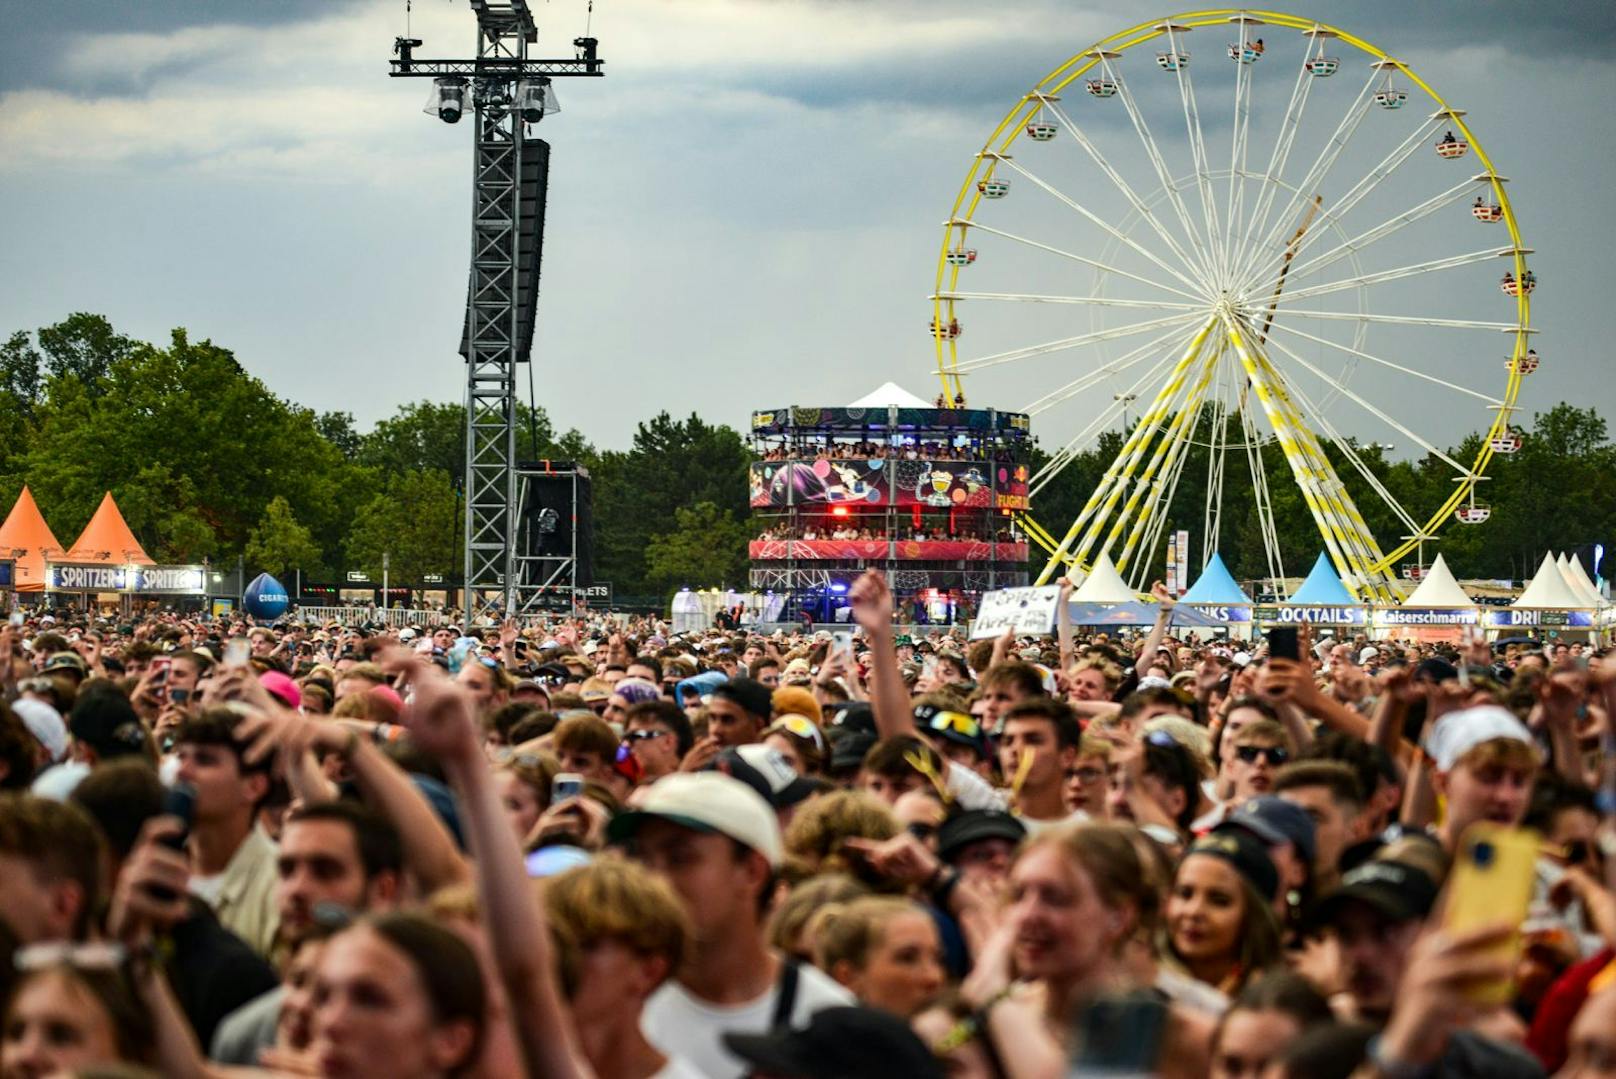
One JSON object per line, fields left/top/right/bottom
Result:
{"left": 755, "top": 521, "right": 1019, "bottom": 544}
{"left": 0, "top": 573, "right": 1612, "bottom": 1078}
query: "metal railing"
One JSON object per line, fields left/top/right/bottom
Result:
{"left": 291, "top": 606, "right": 448, "bottom": 628}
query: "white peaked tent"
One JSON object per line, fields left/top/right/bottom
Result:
{"left": 1569, "top": 555, "right": 1606, "bottom": 604}
{"left": 1558, "top": 554, "right": 1604, "bottom": 608}
{"left": 1073, "top": 552, "right": 1136, "bottom": 603}
{"left": 847, "top": 382, "right": 933, "bottom": 409}
{"left": 1514, "top": 553, "right": 1587, "bottom": 609}
{"left": 1402, "top": 554, "right": 1475, "bottom": 607}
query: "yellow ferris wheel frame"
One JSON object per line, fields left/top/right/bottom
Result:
{"left": 931, "top": 9, "right": 1532, "bottom": 598}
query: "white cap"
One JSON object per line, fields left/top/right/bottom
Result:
{"left": 1424, "top": 705, "right": 1534, "bottom": 772}
{"left": 1137, "top": 675, "right": 1172, "bottom": 691}
{"left": 11, "top": 698, "right": 67, "bottom": 762}
{"left": 1358, "top": 646, "right": 1380, "bottom": 664}
{"left": 398, "top": 627, "right": 418, "bottom": 641}
{"left": 1231, "top": 651, "right": 1253, "bottom": 668}
{"left": 608, "top": 772, "right": 784, "bottom": 868}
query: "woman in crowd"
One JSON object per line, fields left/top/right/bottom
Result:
{"left": 1, "top": 946, "right": 156, "bottom": 1076}
{"left": 495, "top": 752, "right": 555, "bottom": 851}
{"left": 1161, "top": 830, "right": 1285, "bottom": 1000}
{"left": 811, "top": 896, "right": 946, "bottom": 1019}
{"left": 1208, "top": 972, "right": 1334, "bottom": 1079}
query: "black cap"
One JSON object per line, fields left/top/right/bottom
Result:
{"left": 914, "top": 703, "right": 987, "bottom": 758}
{"left": 710, "top": 676, "right": 773, "bottom": 721}
{"left": 937, "top": 810, "right": 1026, "bottom": 864}
{"left": 723, "top": 1006, "right": 945, "bottom": 1079}
{"left": 831, "top": 701, "right": 877, "bottom": 734}
{"left": 705, "top": 745, "right": 817, "bottom": 809}
{"left": 828, "top": 728, "right": 878, "bottom": 773}
{"left": 1224, "top": 795, "right": 1317, "bottom": 868}
{"left": 1414, "top": 657, "right": 1459, "bottom": 684}
{"left": 1186, "top": 829, "right": 1280, "bottom": 902}
{"left": 68, "top": 688, "right": 148, "bottom": 760}
{"left": 1313, "top": 858, "right": 1439, "bottom": 927}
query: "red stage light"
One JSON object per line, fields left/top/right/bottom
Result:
{"left": 832, "top": 506, "right": 849, "bottom": 517}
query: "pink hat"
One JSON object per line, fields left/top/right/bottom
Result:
{"left": 259, "top": 670, "right": 302, "bottom": 710}
{"left": 369, "top": 684, "right": 404, "bottom": 720}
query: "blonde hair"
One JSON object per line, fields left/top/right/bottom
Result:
{"left": 1018, "top": 822, "right": 1147, "bottom": 949}
{"left": 544, "top": 859, "right": 690, "bottom": 973}
{"left": 811, "top": 896, "right": 924, "bottom": 974}
{"left": 1454, "top": 737, "right": 1541, "bottom": 773}
{"left": 784, "top": 791, "right": 899, "bottom": 890}
{"left": 769, "top": 873, "right": 871, "bottom": 958}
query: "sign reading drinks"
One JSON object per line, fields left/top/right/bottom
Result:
{"left": 1187, "top": 604, "right": 1252, "bottom": 623}
{"left": 1254, "top": 605, "right": 1369, "bottom": 626}
{"left": 971, "top": 585, "right": 1062, "bottom": 639}
{"left": 45, "top": 563, "right": 206, "bottom": 595}
{"left": 1483, "top": 609, "right": 1594, "bottom": 629}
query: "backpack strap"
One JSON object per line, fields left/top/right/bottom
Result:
{"left": 769, "top": 957, "right": 801, "bottom": 1030}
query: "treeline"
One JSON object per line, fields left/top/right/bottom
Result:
{"left": 2, "top": 314, "right": 1607, "bottom": 597}
{"left": 0, "top": 314, "right": 750, "bottom": 600}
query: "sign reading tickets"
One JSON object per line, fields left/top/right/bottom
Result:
{"left": 1484, "top": 608, "right": 1594, "bottom": 629}
{"left": 1254, "top": 605, "right": 1369, "bottom": 626}
{"left": 45, "top": 563, "right": 206, "bottom": 595}
{"left": 970, "top": 585, "right": 1062, "bottom": 639}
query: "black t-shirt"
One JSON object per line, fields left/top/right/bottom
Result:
{"left": 166, "top": 902, "right": 280, "bottom": 1050}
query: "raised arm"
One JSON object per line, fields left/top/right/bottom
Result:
{"left": 388, "top": 652, "right": 585, "bottom": 1079}
{"left": 1134, "top": 581, "right": 1176, "bottom": 680}
{"left": 1056, "top": 575, "right": 1075, "bottom": 672}
{"left": 849, "top": 570, "right": 918, "bottom": 741}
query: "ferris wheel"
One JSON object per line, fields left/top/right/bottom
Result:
{"left": 930, "top": 10, "right": 1536, "bottom": 601}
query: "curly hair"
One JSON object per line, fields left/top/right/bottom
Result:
{"left": 783, "top": 790, "right": 899, "bottom": 891}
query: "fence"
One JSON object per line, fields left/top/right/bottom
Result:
{"left": 291, "top": 606, "right": 448, "bottom": 628}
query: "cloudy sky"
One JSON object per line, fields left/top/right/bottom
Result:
{"left": 1, "top": 0, "right": 1612, "bottom": 459}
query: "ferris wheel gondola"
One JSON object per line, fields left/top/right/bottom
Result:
{"left": 931, "top": 10, "right": 1533, "bottom": 599}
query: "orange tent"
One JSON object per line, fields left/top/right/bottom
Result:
{"left": 0, "top": 487, "right": 67, "bottom": 593}
{"left": 66, "top": 492, "right": 154, "bottom": 566}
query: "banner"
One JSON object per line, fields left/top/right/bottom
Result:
{"left": 0, "top": 560, "right": 12, "bottom": 589}
{"left": 750, "top": 540, "right": 1029, "bottom": 562}
{"left": 1186, "top": 604, "right": 1252, "bottom": 623}
{"left": 1377, "top": 607, "right": 1480, "bottom": 627}
{"left": 45, "top": 563, "right": 206, "bottom": 595}
{"left": 1483, "top": 609, "right": 1595, "bottom": 629}
{"left": 751, "top": 406, "right": 1029, "bottom": 433}
{"left": 1254, "top": 605, "right": 1370, "bottom": 626}
{"left": 970, "top": 585, "right": 1062, "bottom": 639}
{"left": 1166, "top": 530, "right": 1189, "bottom": 595}
{"left": 749, "top": 460, "right": 1029, "bottom": 510}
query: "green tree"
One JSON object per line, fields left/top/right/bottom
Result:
{"left": 245, "top": 496, "right": 325, "bottom": 577}
{"left": 593, "top": 412, "right": 751, "bottom": 595}
{"left": 359, "top": 399, "right": 592, "bottom": 482}
{"left": 314, "top": 411, "right": 363, "bottom": 461}
{"left": 644, "top": 502, "right": 751, "bottom": 595}
{"left": 36, "top": 312, "right": 136, "bottom": 387}
{"left": 0, "top": 331, "right": 43, "bottom": 417}
{"left": 345, "top": 469, "right": 459, "bottom": 584}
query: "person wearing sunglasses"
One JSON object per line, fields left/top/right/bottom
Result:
{"left": 763, "top": 714, "right": 827, "bottom": 777}
{"left": 1224, "top": 721, "right": 1294, "bottom": 809}
{"left": 2, "top": 943, "right": 158, "bottom": 1075}
{"left": 624, "top": 700, "right": 694, "bottom": 784}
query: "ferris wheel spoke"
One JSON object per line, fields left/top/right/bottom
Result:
{"left": 1235, "top": 392, "right": 1285, "bottom": 582}
{"left": 1263, "top": 320, "right": 1501, "bottom": 405}
{"left": 1041, "top": 96, "right": 1215, "bottom": 292}
{"left": 1024, "top": 323, "right": 1197, "bottom": 417}
{"left": 997, "top": 157, "right": 1208, "bottom": 295}
{"left": 1239, "top": 66, "right": 1379, "bottom": 287}
{"left": 1278, "top": 177, "right": 1479, "bottom": 283}
{"left": 1221, "top": 36, "right": 1259, "bottom": 288}
{"left": 1239, "top": 113, "right": 1443, "bottom": 288}
{"left": 1237, "top": 52, "right": 1318, "bottom": 287}
{"left": 935, "top": 291, "right": 1203, "bottom": 312}
{"left": 1161, "top": 44, "right": 1230, "bottom": 284}
{"left": 1266, "top": 246, "right": 1515, "bottom": 306}
{"left": 963, "top": 221, "right": 1204, "bottom": 302}
{"left": 952, "top": 312, "right": 1204, "bottom": 374}
{"left": 1276, "top": 309, "right": 1519, "bottom": 332}
{"left": 1258, "top": 329, "right": 1473, "bottom": 475}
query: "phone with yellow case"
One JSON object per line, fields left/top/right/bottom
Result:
{"left": 1443, "top": 822, "right": 1540, "bottom": 1004}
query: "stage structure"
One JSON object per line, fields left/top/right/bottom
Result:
{"left": 514, "top": 460, "right": 594, "bottom": 613}
{"left": 389, "top": 2, "right": 603, "bottom": 618}
{"left": 749, "top": 388, "right": 1033, "bottom": 624}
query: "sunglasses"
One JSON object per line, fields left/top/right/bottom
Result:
{"left": 625, "top": 728, "right": 669, "bottom": 742}
{"left": 1235, "top": 744, "right": 1290, "bottom": 766}
{"left": 1066, "top": 765, "right": 1106, "bottom": 785}
{"left": 15, "top": 941, "right": 127, "bottom": 972}
{"left": 926, "top": 709, "right": 982, "bottom": 741}
{"left": 769, "top": 714, "right": 826, "bottom": 751}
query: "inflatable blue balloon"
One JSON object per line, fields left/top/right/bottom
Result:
{"left": 243, "top": 572, "right": 290, "bottom": 620}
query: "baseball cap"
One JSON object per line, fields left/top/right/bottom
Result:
{"left": 12, "top": 698, "right": 68, "bottom": 763}
{"left": 723, "top": 1006, "right": 944, "bottom": 1079}
{"left": 1185, "top": 829, "right": 1279, "bottom": 902}
{"left": 68, "top": 688, "right": 148, "bottom": 761}
{"left": 1358, "top": 646, "right": 1380, "bottom": 664}
{"left": 259, "top": 670, "right": 302, "bottom": 710}
{"left": 937, "top": 809, "right": 1026, "bottom": 863}
{"left": 608, "top": 772, "right": 784, "bottom": 868}
{"left": 42, "top": 652, "right": 88, "bottom": 680}
{"left": 1423, "top": 704, "right": 1533, "bottom": 772}
{"left": 1313, "top": 857, "right": 1439, "bottom": 926}
{"left": 706, "top": 745, "right": 817, "bottom": 809}
{"left": 828, "top": 728, "right": 878, "bottom": 774}
{"left": 1224, "top": 795, "right": 1318, "bottom": 868}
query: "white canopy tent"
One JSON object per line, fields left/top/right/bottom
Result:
{"left": 847, "top": 382, "right": 933, "bottom": 409}
{"left": 1514, "top": 553, "right": 1587, "bottom": 609}
{"left": 1401, "top": 554, "right": 1475, "bottom": 607}
{"left": 1072, "top": 552, "right": 1136, "bottom": 604}
{"left": 1558, "top": 554, "right": 1604, "bottom": 608}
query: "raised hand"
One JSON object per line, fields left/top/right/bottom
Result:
{"left": 108, "top": 818, "right": 193, "bottom": 948}
{"left": 849, "top": 570, "right": 895, "bottom": 634}
{"left": 382, "top": 651, "right": 480, "bottom": 766}
{"left": 1150, "top": 579, "right": 1177, "bottom": 610}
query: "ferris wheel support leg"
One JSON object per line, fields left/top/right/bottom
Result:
{"left": 1108, "top": 346, "right": 1220, "bottom": 572}
{"left": 1034, "top": 318, "right": 1216, "bottom": 585}
{"left": 1220, "top": 314, "right": 1396, "bottom": 601}
{"left": 1046, "top": 319, "right": 1218, "bottom": 583}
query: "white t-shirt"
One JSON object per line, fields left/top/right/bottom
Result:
{"left": 642, "top": 961, "right": 854, "bottom": 1079}
{"left": 1017, "top": 809, "right": 1090, "bottom": 836}
{"left": 651, "top": 1056, "right": 707, "bottom": 1079}
{"left": 944, "top": 760, "right": 1009, "bottom": 811}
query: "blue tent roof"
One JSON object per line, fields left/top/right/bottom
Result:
{"left": 1179, "top": 552, "right": 1253, "bottom": 606}
{"left": 1287, "top": 552, "right": 1359, "bottom": 605}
